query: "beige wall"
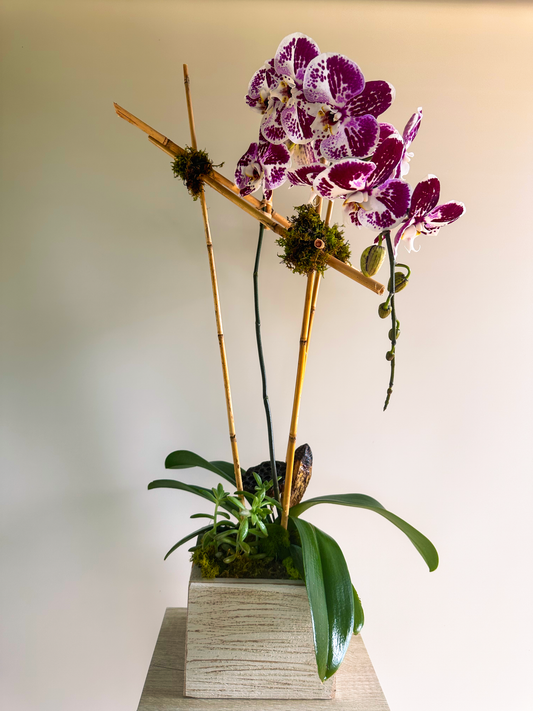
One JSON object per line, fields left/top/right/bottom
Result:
{"left": 1, "top": 1, "right": 532, "bottom": 709}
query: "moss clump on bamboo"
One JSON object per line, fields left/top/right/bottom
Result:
{"left": 172, "top": 147, "right": 222, "bottom": 200}
{"left": 276, "top": 204, "right": 351, "bottom": 276}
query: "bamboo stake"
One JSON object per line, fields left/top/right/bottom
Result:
{"left": 281, "top": 271, "right": 317, "bottom": 528}
{"left": 281, "top": 198, "right": 336, "bottom": 526}
{"left": 181, "top": 65, "right": 243, "bottom": 493}
{"left": 306, "top": 199, "right": 332, "bottom": 351}
{"left": 114, "top": 103, "right": 385, "bottom": 295}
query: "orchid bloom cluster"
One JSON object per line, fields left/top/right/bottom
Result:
{"left": 235, "top": 33, "right": 465, "bottom": 254}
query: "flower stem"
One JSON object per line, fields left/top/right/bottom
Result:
{"left": 253, "top": 217, "right": 280, "bottom": 503}
{"left": 384, "top": 230, "right": 397, "bottom": 411}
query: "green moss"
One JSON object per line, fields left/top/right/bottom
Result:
{"left": 282, "top": 556, "right": 302, "bottom": 580}
{"left": 171, "top": 147, "right": 223, "bottom": 200}
{"left": 191, "top": 548, "right": 221, "bottom": 579}
{"left": 276, "top": 204, "right": 351, "bottom": 276}
{"left": 191, "top": 539, "right": 301, "bottom": 580}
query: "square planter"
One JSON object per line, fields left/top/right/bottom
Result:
{"left": 184, "top": 565, "right": 336, "bottom": 699}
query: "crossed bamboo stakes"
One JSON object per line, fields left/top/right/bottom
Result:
{"left": 114, "top": 66, "right": 385, "bottom": 527}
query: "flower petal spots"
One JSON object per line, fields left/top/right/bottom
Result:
{"left": 261, "top": 102, "right": 287, "bottom": 144}
{"left": 403, "top": 107, "right": 423, "bottom": 146}
{"left": 287, "top": 163, "right": 325, "bottom": 187}
{"left": 359, "top": 180, "right": 411, "bottom": 230}
{"left": 304, "top": 53, "right": 365, "bottom": 107}
{"left": 282, "top": 100, "right": 315, "bottom": 144}
{"left": 321, "top": 114, "right": 379, "bottom": 160}
{"left": 367, "top": 135, "right": 404, "bottom": 187}
{"left": 275, "top": 33, "right": 320, "bottom": 85}
{"left": 424, "top": 201, "right": 465, "bottom": 228}
{"left": 246, "top": 59, "right": 280, "bottom": 112}
{"left": 235, "top": 142, "right": 261, "bottom": 196}
{"left": 314, "top": 159, "right": 376, "bottom": 198}
{"left": 410, "top": 175, "right": 441, "bottom": 218}
{"left": 345, "top": 80, "right": 395, "bottom": 119}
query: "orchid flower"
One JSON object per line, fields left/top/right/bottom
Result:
{"left": 287, "top": 162, "right": 326, "bottom": 188}
{"left": 394, "top": 175, "right": 465, "bottom": 252}
{"left": 395, "top": 107, "right": 423, "bottom": 178}
{"left": 246, "top": 34, "right": 321, "bottom": 145}
{"left": 303, "top": 52, "right": 395, "bottom": 160}
{"left": 235, "top": 138, "right": 291, "bottom": 199}
{"left": 313, "top": 135, "right": 411, "bottom": 230}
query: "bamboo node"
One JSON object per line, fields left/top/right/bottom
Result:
{"left": 314, "top": 238, "right": 325, "bottom": 249}
{"left": 172, "top": 146, "right": 224, "bottom": 200}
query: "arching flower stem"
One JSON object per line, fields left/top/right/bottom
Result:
{"left": 384, "top": 230, "right": 398, "bottom": 411}
{"left": 253, "top": 200, "right": 280, "bottom": 503}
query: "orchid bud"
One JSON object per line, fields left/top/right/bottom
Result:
{"left": 360, "top": 245, "right": 386, "bottom": 277}
{"left": 378, "top": 302, "right": 391, "bottom": 319}
{"left": 386, "top": 351, "right": 395, "bottom": 361}
{"left": 388, "top": 328, "right": 400, "bottom": 341}
{"left": 387, "top": 272, "right": 409, "bottom": 293}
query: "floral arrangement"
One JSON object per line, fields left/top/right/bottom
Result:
{"left": 115, "top": 32, "right": 464, "bottom": 683}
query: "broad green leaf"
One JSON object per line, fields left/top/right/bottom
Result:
{"left": 291, "top": 519, "right": 354, "bottom": 681}
{"left": 163, "top": 525, "right": 212, "bottom": 560}
{"left": 352, "top": 585, "right": 364, "bottom": 635}
{"left": 164, "top": 450, "right": 242, "bottom": 485}
{"left": 148, "top": 479, "right": 240, "bottom": 517}
{"left": 290, "top": 493, "right": 439, "bottom": 572}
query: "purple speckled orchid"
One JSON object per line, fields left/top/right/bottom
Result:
{"left": 395, "top": 107, "right": 423, "bottom": 178}
{"left": 303, "top": 52, "right": 395, "bottom": 160}
{"left": 287, "top": 162, "right": 326, "bottom": 188}
{"left": 394, "top": 175, "right": 465, "bottom": 252}
{"left": 235, "top": 138, "right": 291, "bottom": 199}
{"left": 246, "top": 33, "right": 321, "bottom": 145}
{"left": 313, "top": 135, "right": 411, "bottom": 230}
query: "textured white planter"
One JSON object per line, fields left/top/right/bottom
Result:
{"left": 184, "top": 565, "right": 336, "bottom": 699}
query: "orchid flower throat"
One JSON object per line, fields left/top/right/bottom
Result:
{"left": 344, "top": 190, "right": 369, "bottom": 212}
{"left": 316, "top": 105, "right": 343, "bottom": 135}
{"left": 244, "top": 161, "right": 262, "bottom": 182}
{"left": 271, "top": 76, "right": 296, "bottom": 105}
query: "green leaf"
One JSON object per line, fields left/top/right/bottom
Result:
{"left": 227, "top": 496, "right": 247, "bottom": 510}
{"left": 190, "top": 513, "right": 214, "bottom": 520}
{"left": 290, "top": 493, "right": 439, "bottom": 572}
{"left": 164, "top": 450, "right": 243, "bottom": 486}
{"left": 148, "top": 479, "right": 240, "bottom": 516}
{"left": 352, "top": 585, "right": 364, "bottom": 635}
{"left": 239, "top": 518, "right": 249, "bottom": 542}
{"left": 163, "top": 525, "right": 212, "bottom": 560}
{"left": 291, "top": 518, "right": 354, "bottom": 681}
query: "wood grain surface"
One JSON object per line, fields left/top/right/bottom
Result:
{"left": 137, "top": 608, "right": 390, "bottom": 710}
{"left": 185, "top": 574, "right": 335, "bottom": 699}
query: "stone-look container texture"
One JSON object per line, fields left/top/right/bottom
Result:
{"left": 184, "top": 566, "right": 336, "bottom": 699}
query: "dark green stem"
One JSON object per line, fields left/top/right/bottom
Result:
{"left": 254, "top": 218, "right": 280, "bottom": 502}
{"left": 384, "top": 231, "right": 397, "bottom": 411}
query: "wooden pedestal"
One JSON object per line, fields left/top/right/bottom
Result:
{"left": 137, "top": 608, "right": 390, "bottom": 710}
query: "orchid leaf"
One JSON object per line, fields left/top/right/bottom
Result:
{"left": 291, "top": 518, "right": 354, "bottom": 681}
{"left": 290, "top": 493, "right": 438, "bottom": 572}
{"left": 163, "top": 525, "right": 212, "bottom": 560}
{"left": 147, "top": 479, "right": 240, "bottom": 516}
{"left": 164, "top": 450, "right": 242, "bottom": 486}
{"left": 352, "top": 585, "right": 364, "bottom": 635}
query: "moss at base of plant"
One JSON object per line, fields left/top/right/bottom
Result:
{"left": 171, "top": 147, "right": 222, "bottom": 200}
{"left": 276, "top": 204, "right": 351, "bottom": 275}
{"left": 191, "top": 543, "right": 302, "bottom": 581}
